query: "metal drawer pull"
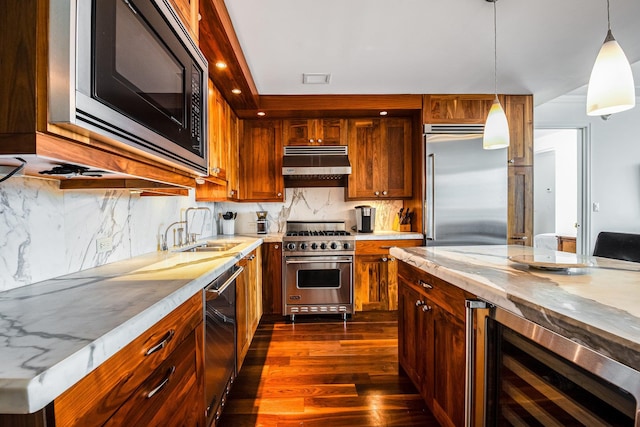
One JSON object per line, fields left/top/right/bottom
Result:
{"left": 421, "top": 305, "right": 432, "bottom": 312}
{"left": 415, "top": 300, "right": 425, "bottom": 307}
{"left": 205, "top": 266, "right": 245, "bottom": 295}
{"left": 145, "top": 329, "right": 175, "bottom": 356}
{"left": 146, "top": 366, "right": 176, "bottom": 399}
{"left": 381, "top": 257, "right": 388, "bottom": 262}
{"left": 419, "top": 280, "right": 433, "bottom": 289}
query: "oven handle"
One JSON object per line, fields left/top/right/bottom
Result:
{"left": 205, "top": 266, "right": 244, "bottom": 296}
{"left": 285, "top": 258, "right": 353, "bottom": 264}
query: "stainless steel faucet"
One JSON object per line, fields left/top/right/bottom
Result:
{"left": 161, "top": 220, "right": 186, "bottom": 251}
{"left": 185, "top": 207, "right": 212, "bottom": 244}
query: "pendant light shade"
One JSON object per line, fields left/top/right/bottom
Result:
{"left": 586, "top": 30, "right": 635, "bottom": 116}
{"left": 484, "top": 96, "right": 510, "bottom": 149}
{"left": 586, "top": 0, "right": 635, "bottom": 116}
{"left": 483, "top": 0, "right": 509, "bottom": 150}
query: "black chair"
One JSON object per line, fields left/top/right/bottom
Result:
{"left": 592, "top": 232, "right": 640, "bottom": 263}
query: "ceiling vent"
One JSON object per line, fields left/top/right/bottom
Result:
{"left": 302, "top": 73, "right": 331, "bottom": 84}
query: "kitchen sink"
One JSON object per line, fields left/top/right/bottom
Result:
{"left": 192, "top": 241, "right": 243, "bottom": 252}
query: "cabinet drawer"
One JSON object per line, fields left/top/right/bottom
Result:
{"left": 54, "top": 293, "right": 203, "bottom": 427}
{"left": 104, "top": 325, "right": 204, "bottom": 426}
{"left": 398, "top": 262, "right": 472, "bottom": 320}
{"left": 355, "top": 239, "right": 421, "bottom": 255}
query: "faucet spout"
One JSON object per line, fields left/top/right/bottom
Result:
{"left": 162, "top": 220, "right": 186, "bottom": 251}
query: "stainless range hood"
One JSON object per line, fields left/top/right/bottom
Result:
{"left": 282, "top": 146, "right": 352, "bottom": 179}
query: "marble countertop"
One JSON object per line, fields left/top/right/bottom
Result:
{"left": 0, "top": 236, "right": 263, "bottom": 414}
{"left": 354, "top": 231, "right": 423, "bottom": 240}
{"left": 390, "top": 245, "right": 640, "bottom": 372}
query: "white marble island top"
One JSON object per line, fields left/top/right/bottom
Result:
{"left": 0, "top": 236, "right": 262, "bottom": 414}
{"left": 390, "top": 245, "right": 640, "bottom": 372}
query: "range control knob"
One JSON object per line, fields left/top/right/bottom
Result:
{"left": 330, "top": 242, "right": 338, "bottom": 250}
{"left": 300, "top": 243, "right": 308, "bottom": 250}
{"left": 320, "top": 243, "right": 327, "bottom": 250}
{"left": 286, "top": 243, "right": 296, "bottom": 251}
{"left": 311, "top": 243, "right": 318, "bottom": 250}
{"left": 343, "top": 243, "right": 351, "bottom": 250}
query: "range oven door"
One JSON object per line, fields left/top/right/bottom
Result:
{"left": 466, "top": 301, "right": 640, "bottom": 426}
{"left": 283, "top": 255, "right": 353, "bottom": 313}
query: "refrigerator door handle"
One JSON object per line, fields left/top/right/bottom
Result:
{"left": 426, "top": 153, "right": 435, "bottom": 241}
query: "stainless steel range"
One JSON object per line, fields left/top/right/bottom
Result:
{"left": 282, "top": 221, "right": 355, "bottom": 322}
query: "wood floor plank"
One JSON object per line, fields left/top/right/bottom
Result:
{"left": 218, "top": 312, "right": 441, "bottom": 427}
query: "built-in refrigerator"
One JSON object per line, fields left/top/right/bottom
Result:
{"left": 423, "top": 124, "right": 507, "bottom": 246}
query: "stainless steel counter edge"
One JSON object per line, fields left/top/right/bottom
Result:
{"left": 0, "top": 237, "right": 263, "bottom": 414}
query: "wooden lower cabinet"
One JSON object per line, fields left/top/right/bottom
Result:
{"left": 236, "top": 248, "right": 262, "bottom": 372}
{"left": 354, "top": 239, "right": 421, "bottom": 311}
{"left": 0, "top": 293, "right": 206, "bottom": 427}
{"left": 398, "top": 261, "right": 472, "bottom": 427}
{"left": 261, "top": 242, "right": 282, "bottom": 315}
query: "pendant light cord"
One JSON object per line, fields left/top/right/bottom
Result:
{"left": 492, "top": 0, "right": 498, "bottom": 97}
{"left": 606, "top": 0, "right": 611, "bottom": 31}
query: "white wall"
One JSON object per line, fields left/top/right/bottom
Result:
{"left": 535, "top": 94, "right": 640, "bottom": 252}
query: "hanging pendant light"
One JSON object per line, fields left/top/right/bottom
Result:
{"left": 586, "top": 0, "right": 635, "bottom": 116}
{"left": 483, "top": 0, "right": 509, "bottom": 150}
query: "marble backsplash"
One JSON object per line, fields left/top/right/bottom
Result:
{"left": 0, "top": 178, "right": 404, "bottom": 291}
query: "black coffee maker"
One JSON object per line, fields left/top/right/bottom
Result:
{"left": 355, "top": 205, "right": 376, "bottom": 233}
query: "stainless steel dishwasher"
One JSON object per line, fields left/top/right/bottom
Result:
{"left": 204, "top": 265, "right": 244, "bottom": 426}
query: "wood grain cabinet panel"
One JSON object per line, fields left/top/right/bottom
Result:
{"left": 236, "top": 248, "right": 262, "bottom": 372}
{"left": 398, "top": 261, "right": 473, "bottom": 427}
{"left": 347, "top": 118, "right": 412, "bottom": 200}
{"left": 283, "top": 118, "right": 346, "bottom": 145}
{"left": 168, "top": 0, "right": 199, "bottom": 40}
{"left": 508, "top": 166, "right": 533, "bottom": 246}
{"left": 423, "top": 94, "right": 494, "bottom": 124}
{"left": 354, "top": 239, "right": 422, "bottom": 311}
{"left": 505, "top": 95, "right": 533, "bottom": 166}
{"left": 239, "top": 120, "right": 284, "bottom": 202}
{"left": 261, "top": 242, "right": 283, "bottom": 315}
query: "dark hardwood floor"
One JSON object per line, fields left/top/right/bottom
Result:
{"left": 218, "top": 312, "right": 440, "bottom": 427}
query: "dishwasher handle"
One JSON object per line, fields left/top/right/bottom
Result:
{"left": 205, "top": 265, "right": 244, "bottom": 296}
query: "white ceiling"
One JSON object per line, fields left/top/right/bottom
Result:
{"left": 224, "top": 0, "right": 640, "bottom": 106}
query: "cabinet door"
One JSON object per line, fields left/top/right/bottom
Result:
{"left": 236, "top": 258, "right": 249, "bottom": 372}
{"left": 208, "top": 81, "right": 228, "bottom": 180}
{"left": 508, "top": 166, "right": 533, "bottom": 246}
{"left": 247, "top": 248, "right": 262, "bottom": 336}
{"left": 239, "top": 120, "right": 284, "bottom": 201}
{"left": 168, "top": 0, "right": 198, "bottom": 40}
{"left": 423, "top": 94, "right": 494, "bottom": 124}
{"left": 432, "top": 307, "right": 466, "bottom": 427}
{"left": 347, "top": 118, "right": 412, "bottom": 199}
{"left": 505, "top": 95, "right": 533, "bottom": 166}
{"left": 380, "top": 117, "right": 412, "bottom": 198}
{"left": 354, "top": 254, "right": 396, "bottom": 311}
{"left": 227, "top": 111, "right": 240, "bottom": 200}
{"left": 347, "top": 119, "right": 379, "bottom": 199}
{"left": 284, "top": 119, "right": 346, "bottom": 145}
{"left": 261, "top": 242, "right": 282, "bottom": 315}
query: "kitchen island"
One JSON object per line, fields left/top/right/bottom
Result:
{"left": 0, "top": 236, "right": 262, "bottom": 416}
{"left": 390, "top": 244, "right": 640, "bottom": 372}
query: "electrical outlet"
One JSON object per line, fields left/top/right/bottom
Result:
{"left": 593, "top": 202, "right": 600, "bottom": 212}
{"left": 96, "top": 237, "right": 113, "bottom": 254}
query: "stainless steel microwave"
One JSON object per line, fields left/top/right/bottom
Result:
{"left": 49, "top": 0, "right": 208, "bottom": 176}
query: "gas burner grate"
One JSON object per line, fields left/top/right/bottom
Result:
{"left": 286, "top": 230, "right": 351, "bottom": 237}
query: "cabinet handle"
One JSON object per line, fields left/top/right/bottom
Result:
{"left": 510, "top": 236, "right": 528, "bottom": 241}
{"left": 277, "top": 192, "right": 282, "bottom": 197}
{"left": 419, "top": 280, "right": 433, "bottom": 290}
{"left": 146, "top": 366, "right": 176, "bottom": 399}
{"left": 145, "top": 329, "right": 175, "bottom": 356}
{"left": 415, "top": 300, "right": 425, "bottom": 307}
{"left": 381, "top": 257, "right": 388, "bottom": 262}
{"left": 229, "top": 190, "right": 235, "bottom": 196}
{"left": 317, "top": 138, "right": 323, "bottom": 143}
{"left": 309, "top": 138, "right": 315, "bottom": 143}
{"left": 274, "top": 245, "right": 279, "bottom": 249}
{"left": 508, "top": 159, "right": 515, "bottom": 164}
{"left": 382, "top": 190, "right": 388, "bottom": 196}
{"left": 248, "top": 254, "right": 256, "bottom": 261}
{"left": 421, "top": 305, "right": 432, "bottom": 312}
{"left": 389, "top": 257, "right": 396, "bottom": 262}
{"left": 374, "top": 191, "right": 380, "bottom": 196}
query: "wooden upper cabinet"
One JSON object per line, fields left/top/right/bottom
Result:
{"left": 347, "top": 117, "right": 412, "bottom": 200}
{"left": 208, "top": 81, "right": 229, "bottom": 180}
{"left": 423, "top": 95, "right": 494, "bottom": 124}
{"left": 283, "top": 119, "right": 346, "bottom": 146}
{"left": 168, "top": 0, "right": 199, "bottom": 40}
{"left": 508, "top": 166, "right": 533, "bottom": 246}
{"left": 239, "top": 120, "right": 284, "bottom": 202}
{"left": 227, "top": 111, "right": 240, "bottom": 200}
{"left": 505, "top": 95, "right": 533, "bottom": 166}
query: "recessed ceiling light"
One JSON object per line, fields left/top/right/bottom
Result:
{"left": 302, "top": 73, "right": 331, "bottom": 84}
{"left": 231, "top": 88, "right": 242, "bottom": 94}
{"left": 379, "top": 111, "right": 388, "bottom": 116}
{"left": 257, "top": 111, "right": 266, "bottom": 116}
{"left": 215, "top": 61, "right": 227, "bottom": 69}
